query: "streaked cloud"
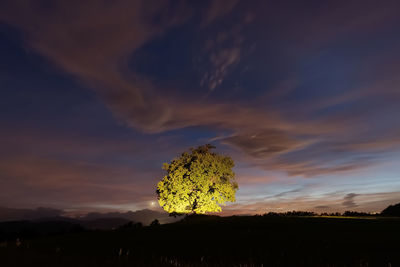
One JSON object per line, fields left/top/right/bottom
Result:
{"left": 342, "top": 193, "right": 359, "bottom": 208}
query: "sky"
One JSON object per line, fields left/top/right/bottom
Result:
{"left": 0, "top": 0, "right": 399, "bottom": 216}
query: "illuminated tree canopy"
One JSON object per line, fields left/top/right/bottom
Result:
{"left": 156, "top": 144, "right": 238, "bottom": 214}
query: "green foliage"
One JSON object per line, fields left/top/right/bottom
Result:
{"left": 156, "top": 144, "right": 238, "bottom": 214}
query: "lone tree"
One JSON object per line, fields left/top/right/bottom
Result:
{"left": 381, "top": 202, "right": 400, "bottom": 217}
{"left": 156, "top": 144, "right": 238, "bottom": 214}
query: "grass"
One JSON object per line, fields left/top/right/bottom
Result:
{"left": 0, "top": 215, "right": 399, "bottom": 266}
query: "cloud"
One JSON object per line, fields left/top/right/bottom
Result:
{"left": 250, "top": 1, "right": 400, "bottom": 52}
{"left": 201, "top": 0, "right": 239, "bottom": 26}
{"left": 222, "top": 130, "right": 309, "bottom": 159}
{"left": 273, "top": 188, "right": 302, "bottom": 198}
{"left": 0, "top": 0, "right": 186, "bottom": 132}
{"left": 314, "top": 205, "right": 330, "bottom": 210}
{"left": 0, "top": 128, "right": 171, "bottom": 209}
{"left": 342, "top": 193, "right": 359, "bottom": 208}
{"left": 0, "top": 155, "right": 156, "bottom": 206}
{"left": 199, "top": 4, "right": 252, "bottom": 92}
{"left": 202, "top": 46, "right": 241, "bottom": 91}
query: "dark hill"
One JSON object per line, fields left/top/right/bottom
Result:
{"left": 0, "top": 220, "right": 84, "bottom": 241}
{"left": 80, "top": 217, "right": 131, "bottom": 230}
{"left": 0, "top": 207, "right": 178, "bottom": 227}
{"left": 80, "top": 209, "right": 177, "bottom": 225}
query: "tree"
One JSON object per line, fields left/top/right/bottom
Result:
{"left": 381, "top": 202, "right": 400, "bottom": 217}
{"left": 156, "top": 144, "right": 238, "bottom": 214}
{"left": 150, "top": 219, "right": 160, "bottom": 226}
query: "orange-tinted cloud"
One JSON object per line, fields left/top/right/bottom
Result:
{"left": 0, "top": 128, "right": 169, "bottom": 209}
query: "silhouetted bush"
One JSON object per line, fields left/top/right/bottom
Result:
{"left": 286, "top": 211, "right": 316, "bottom": 216}
{"left": 263, "top": 211, "right": 316, "bottom": 217}
{"left": 117, "top": 221, "right": 142, "bottom": 230}
{"left": 150, "top": 219, "right": 160, "bottom": 226}
{"left": 343, "top": 211, "right": 371, "bottom": 217}
{"left": 263, "top": 212, "right": 280, "bottom": 217}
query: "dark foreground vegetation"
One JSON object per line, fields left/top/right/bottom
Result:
{"left": 1, "top": 215, "right": 399, "bottom": 267}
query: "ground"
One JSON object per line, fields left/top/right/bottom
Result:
{"left": 1, "top": 215, "right": 399, "bottom": 266}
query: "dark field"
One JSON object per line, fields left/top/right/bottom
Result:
{"left": 1, "top": 215, "right": 399, "bottom": 267}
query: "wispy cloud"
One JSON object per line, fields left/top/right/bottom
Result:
{"left": 342, "top": 193, "right": 359, "bottom": 208}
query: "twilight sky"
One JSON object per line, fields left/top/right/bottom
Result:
{"left": 0, "top": 0, "right": 400, "bottom": 215}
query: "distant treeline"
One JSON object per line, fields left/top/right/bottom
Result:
{"left": 261, "top": 211, "right": 375, "bottom": 217}
{"left": 0, "top": 203, "right": 398, "bottom": 242}
{"left": 261, "top": 203, "right": 400, "bottom": 217}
